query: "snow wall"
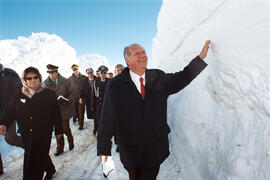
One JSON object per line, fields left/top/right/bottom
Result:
{"left": 152, "top": 0, "right": 270, "bottom": 180}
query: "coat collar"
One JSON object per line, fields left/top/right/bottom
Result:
{"left": 44, "top": 73, "right": 65, "bottom": 85}
{"left": 120, "top": 67, "right": 156, "bottom": 90}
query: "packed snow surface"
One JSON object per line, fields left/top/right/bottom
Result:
{"left": 152, "top": 0, "right": 270, "bottom": 180}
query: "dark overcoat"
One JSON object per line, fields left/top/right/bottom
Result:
{"left": 0, "top": 88, "right": 63, "bottom": 178}
{"left": 79, "top": 76, "right": 97, "bottom": 119}
{"left": 97, "top": 56, "right": 207, "bottom": 167}
{"left": 94, "top": 78, "right": 109, "bottom": 123}
{"left": 0, "top": 67, "right": 22, "bottom": 115}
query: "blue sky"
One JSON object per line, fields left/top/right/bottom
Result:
{"left": 0, "top": 0, "right": 162, "bottom": 66}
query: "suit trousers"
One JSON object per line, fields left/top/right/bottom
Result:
{"left": 124, "top": 165, "right": 160, "bottom": 180}
{"left": 56, "top": 118, "right": 74, "bottom": 152}
{"left": 78, "top": 103, "right": 85, "bottom": 129}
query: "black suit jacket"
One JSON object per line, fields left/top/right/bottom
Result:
{"left": 97, "top": 56, "right": 207, "bottom": 167}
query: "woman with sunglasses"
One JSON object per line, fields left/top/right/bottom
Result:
{"left": 0, "top": 66, "right": 63, "bottom": 180}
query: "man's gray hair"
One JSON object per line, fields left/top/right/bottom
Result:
{"left": 86, "top": 68, "right": 93, "bottom": 73}
{"left": 123, "top": 43, "right": 142, "bottom": 58}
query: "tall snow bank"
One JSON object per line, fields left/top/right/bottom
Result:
{"left": 153, "top": 0, "right": 270, "bottom": 179}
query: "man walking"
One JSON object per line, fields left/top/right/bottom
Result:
{"left": 69, "top": 64, "right": 87, "bottom": 130}
{"left": 44, "top": 64, "right": 75, "bottom": 156}
{"left": 0, "top": 62, "right": 24, "bottom": 175}
{"left": 97, "top": 40, "right": 210, "bottom": 180}
{"left": 93, "top": 65, "right": 109, "bottom": 137}
{"left": 79, "top": 68, "right": 97, "bottom": 133}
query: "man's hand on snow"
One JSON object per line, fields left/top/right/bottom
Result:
{"left": 0, "top": 125, "right": 7, "bottom": 137}
{"left": 199, "top": 40, "right": 211, "bottom": 59}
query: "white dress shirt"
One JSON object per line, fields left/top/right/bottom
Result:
{"left": 129, "top": 70, "right": 145, "bottom": 95}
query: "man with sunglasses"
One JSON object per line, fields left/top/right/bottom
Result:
{"left": 69, "top": 64, "right": 87, "bottom": 130}
{"left": 93, "top": 65, "right": 109, "bottom": 137}
{"left": 44, "top": 64, "right": 75, "bottom": 156}
{"left": 0, "top": 62, "right": 24, "bottom": 175}
{"left": 79, "top": 68, "right": 97, "bottom": 135}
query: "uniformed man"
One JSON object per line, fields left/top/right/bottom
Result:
{"left": 44, "top": 64, "right": 75, "bottom": 156}
{"left": 93, "top": 65, "right": 109, "bottom": 136}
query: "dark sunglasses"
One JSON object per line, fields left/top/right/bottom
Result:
{"left": 87, "top": 72, "right": 93, "bottom": 74}
{"left": 26, "top": 76, "right": 39, "bottom": 81}
{"left": 100, "top": 72, "right": 107, "bottom": 74}
{"left": 73, "top": 69, "right": 78, "bottom": 71}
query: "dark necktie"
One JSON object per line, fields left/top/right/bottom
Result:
{"left": 139, "top": 77, "right": 145, "bottom": 99}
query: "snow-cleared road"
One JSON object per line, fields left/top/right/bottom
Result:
{"left": 1, "top": 118, "right": 181, "bottom": 180}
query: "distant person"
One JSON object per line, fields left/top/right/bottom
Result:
{"left": 0, "top": 67, "right": 63, "bottom": 180}
{"left": 97, "top": 41, "right": 210, "bottom": 180}
{"left": 93, "top": 65, "right": 109, "bottom": 136}
{"left": 96, "top": 70, "right": 100, "bottom": 79}
{"left": 113, "top": 64, "right": 125, "bottom": 152}
{"left": 69, "top": 64, "right": 87, "bottom": 129}
{"left": 79, "top": 68, "right": 97, "bottom": 133}
{"left": 44, "top": 64, "right": 75, "bottom": 156}
{"left": 0, "top": 62, "right": 24, "bottom": 175}
{"left": 114, "top": 64, "right": 124, "bottom": 76}
{"left": 107, "top": 72, "right": 113, "bottom": 79}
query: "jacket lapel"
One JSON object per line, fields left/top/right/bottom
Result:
{"left": 120, "top": 68, "right": 143, "bottom": 100}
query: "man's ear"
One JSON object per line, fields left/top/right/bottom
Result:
{"left": 125, "top": 57, "right": 129, "bottom": 66}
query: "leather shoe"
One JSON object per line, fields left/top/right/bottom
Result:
{"left": 44, "top": 169, "right": 56, "bottom": 180}
{"left": 54, "top": 150, "right": 63, "bottom": 156}
{"left": 69, "top": 143, "right": 74, "bottom": 150}
{"left": 78, "top": 127, "right": 83, "bottom": 130}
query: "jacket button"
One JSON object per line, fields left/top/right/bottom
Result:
{"left": 29, "top": 129, "right": 32, "bottom": 132}
{"left": 30, "top": 117, "right": 33, "bottom": 119}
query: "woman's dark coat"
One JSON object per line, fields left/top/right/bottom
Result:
{"left": 0, "top": 88, "right": 63, "bottom": 179}
{"left": 79, "top": 76, "right": 97, "bottom": 119}
{"left": 97, "top": 56, "right": 207, "bottom": 168}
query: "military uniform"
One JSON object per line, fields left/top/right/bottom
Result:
{"left": 93, "top": 65, "right": 109, "bottom": 135}
{"left": 44, "top": 64, "right": 75, "bottom": 155}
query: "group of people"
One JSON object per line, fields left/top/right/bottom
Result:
{"left": 0, "top": 40, "right": 210, "bottom": 180}
{"left": 0, "top": 60, "right": 124, "bottom": 179}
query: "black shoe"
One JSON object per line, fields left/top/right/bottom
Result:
{"left": 44, "top": 169, "right": 56, "bottom": 180}
{"left": 54, "top": 150, "right": 63, "bottom": 156}
{"left": 0, "top": 170, "right": 3, "bottom": 175}
{"left": 78, "top": 127, "right": 83, "bottom": 130}
{"left": 69, "top": 143, "right": 74, "bottom": 150}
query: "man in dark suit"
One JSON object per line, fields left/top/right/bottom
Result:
{"left": 97, "top": 40, "right": 210, "bottom": 180}
{"left": 93, "top": 65, "right": 109, "bottom": 137}
{"left": 0, "top": 62, "right": 24, "bottom": 175}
